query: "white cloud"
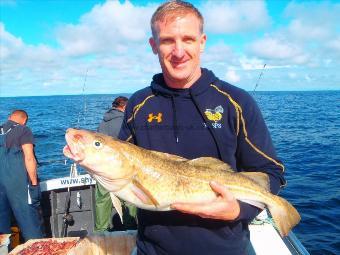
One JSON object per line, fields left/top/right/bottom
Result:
{"left": 239, "top": 57, "right": 266, "bottom": 70}
{"left": 0, "top": 1, "right": 160, "bottom": 97}
{"left": 56, "top": 1, "right": 156, "bottom": 57}
{"left": 0, "top": 23, "right": 24, "bottom": 59}
{"left": 202, "top": 43, "right": 236, "bottom": 65}
{"left": 326, "top": 37, "right": 340, "bottom": 54}
{"left": 288, "top": 72, "right": 297, "bottom": 79}
{"left": 244, "top": 1, "right": 339, "bottom": 68}
{"left": 1, "top": 1, "right": 339, "bottom": 96}
{"left": 288, "top": 19, "right": 331, "bottom": 41}
{"left": 283, "top": 2, "right": 340, "bottom": 61}
{"left": 202, "top": 0, "right": 270, "bottom": 34}
{"left": 285, "top": 1, "right": 339, "bottom": 33}
{"left": 225, "top": 69, "right": 240, "bottom": 83}
{"left": 0, "top": 22, "right": 59, "bottom": 68}
{"left": 247, "top": 36, "right": 309, "bottom": 64}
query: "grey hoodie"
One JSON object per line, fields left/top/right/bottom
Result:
{"left": 97, "top": 108, "right": 124, "bottom": 138}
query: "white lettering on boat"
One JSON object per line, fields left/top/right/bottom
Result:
{"left": 40, "top": 174, "right": 96, "bottom": 192}
{"left": 60, "top": 176, "right": 94, "bottom": 185}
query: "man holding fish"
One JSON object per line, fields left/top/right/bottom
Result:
{"left": 63, "top": 1, "right": 300, "bottom": 254}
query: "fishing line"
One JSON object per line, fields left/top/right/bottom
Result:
{"left": 76, "top": 69, "right": 89, "bottom": 128}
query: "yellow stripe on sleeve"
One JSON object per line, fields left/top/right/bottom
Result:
{"left": 127, "top": 94, "right": 155, "bottom": 123}
{"left": 211, "top": 84, "right": 285, "bottom": 175}
{"left": 126, "top": 135, "right": 133, "bottom": 142}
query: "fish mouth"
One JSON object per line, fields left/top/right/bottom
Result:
{"left": 63, "top": 128, "right": 86, "bottom": 163}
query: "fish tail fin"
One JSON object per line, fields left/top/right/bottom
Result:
{"left": 268, "top": 196, "right": 301, "bottom": 236}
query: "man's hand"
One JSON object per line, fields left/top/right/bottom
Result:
{"left": 171, "top": 181, "right": 240, "bottom": 221}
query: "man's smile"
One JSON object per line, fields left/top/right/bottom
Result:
{"left": 170, "top": 59, "right": 189, "bottom": 68}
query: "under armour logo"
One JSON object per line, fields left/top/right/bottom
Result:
{"left": 147, "top": 113, "right": 162, "bottom": 123}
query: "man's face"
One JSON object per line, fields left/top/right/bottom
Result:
{"left": 149, "top": 13, "right": 206, "bottom": 88}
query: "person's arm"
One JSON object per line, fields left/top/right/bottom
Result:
{"left": 22, "top": 143, "right": 38, "bottom": 185}
{"left": 233, "top": 93, "right": 285, "bottom": 221}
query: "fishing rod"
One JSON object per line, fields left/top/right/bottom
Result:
{"left": 253, "top": 64, "right": 266, "bottom": 95}
{"left": 61, "top": 163, "right": 77, "bottom": 237}
{"left": 61, "top": 69, "right": 88, "bottom": 237}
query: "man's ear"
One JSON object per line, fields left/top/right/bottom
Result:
{"left": 199, "top": 33, "right": 207, "bottom": 53}
{"left": 149, "top": 37, "right": 158, "bottom": 55}
{"left": 18, "top": 117, "right": 27, "bottom": 125}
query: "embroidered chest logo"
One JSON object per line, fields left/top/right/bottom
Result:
{"left": 147, "top": 113, "right": 163, "bottom": 123}
{"left": 204, "top": 105, "right": 223, "bottom": 129}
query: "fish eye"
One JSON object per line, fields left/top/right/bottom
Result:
{"left": 93, "top": 140, "right": 103, "bottom": 149}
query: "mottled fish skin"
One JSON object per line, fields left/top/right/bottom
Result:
{"left": 63, "top": 128, "right": 300, "bottom": 236}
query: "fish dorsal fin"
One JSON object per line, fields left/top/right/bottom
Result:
{"left": 131, "top": 178, "right": 159, "bottom": 207}
{"left": 187, "top": 157, "right": 234, "bottom": 172}
{"left": 150, "top": 152, "right": 233, "bottom": 173}
{"left": 109, "top": 192, "right": 123, "bottom": 223}
{"left": 240, "top": 172, "right": 270, "bottom": 191}
{"left": 150, "top": 150, "right": 186, "bottom": 162}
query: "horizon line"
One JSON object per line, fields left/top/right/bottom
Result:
{"left": 1, "top": 89, "right": 340, "bottom": 98}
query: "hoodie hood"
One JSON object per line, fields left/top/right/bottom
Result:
{"left": 103, "top": 108, "right": 124, "bottom": 122}
{"left": 151, "top": 68, "right": 218, "bottom": 98}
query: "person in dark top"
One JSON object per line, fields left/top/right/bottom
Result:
{"left": 118, "top": 1, "right": 286, "bottom": 255}
{"left": 0, "top": 110, "right": 44, "bottom": 241}
{"left": 95, "top": 96, "right": 137, "bottom": 231}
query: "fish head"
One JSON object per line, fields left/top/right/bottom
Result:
{"left": 63, "top": 128, "right": 132, "bottom": 182}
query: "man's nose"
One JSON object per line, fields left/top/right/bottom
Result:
{"left": 172, "top": 41, "right": 185, "bottom": 58}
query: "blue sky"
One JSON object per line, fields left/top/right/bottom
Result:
{"left": 0, "top": 0, "right": 339, "bottom": 97}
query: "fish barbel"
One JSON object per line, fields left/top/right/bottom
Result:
{"left": 63, "top": 128, "right": 300, "bottom": 236}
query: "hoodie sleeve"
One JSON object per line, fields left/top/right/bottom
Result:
{"left": 234, "top": 93, "right": 286, "bottom": 221}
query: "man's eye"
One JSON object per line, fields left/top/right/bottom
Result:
{"left": 93, "top": 140, "right": 103, "bottom": 149}
{"left": 184, "top": 38, "right": 195, "bottom": 43}
{"left": 161, "top": 39, "right": 173, "bottom": 44}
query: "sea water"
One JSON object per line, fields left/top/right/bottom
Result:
{"left": 0, "top": 91, "right": 339, "bottom": 254}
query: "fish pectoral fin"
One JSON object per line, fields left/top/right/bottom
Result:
{"left": 131, "top": 179, "right": 159, "bottom": 207}
{"left": 239, "top": 199, "right": 266, "bottom": 210}
{"left": 109, "top": 192, "right": 123, "bottom": 224}
{"left": 187, "top": 157, "right": 234, "bottom": 172}
{"left": 240, "top": 172, "right": 270, "bottom": 191}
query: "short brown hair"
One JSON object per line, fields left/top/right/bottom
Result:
{"left": 151, "top": 0, "right": 204, "bottom": 38}
{"left": 112, "top": 96, "right": 128, "bottom": 108}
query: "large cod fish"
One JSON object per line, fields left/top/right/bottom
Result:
{"left": 63, "top": 128, "right": 300, "bottom": 236}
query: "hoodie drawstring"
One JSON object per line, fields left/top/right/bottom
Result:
{"left": 170, "top": 96, "right": 179, "bottom": 143}
{"left": 189, "top": 89, "right": 226, "bottom": 162}
{"left": 153, "top": 90, "right": 180, "bottom": 143}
